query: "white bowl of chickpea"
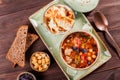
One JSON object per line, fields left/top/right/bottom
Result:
{"left": 30, "top": 52, "right": 50, "bottom": 72}
{"left": 60, "top": 31, "right": 100, "bottom": 70}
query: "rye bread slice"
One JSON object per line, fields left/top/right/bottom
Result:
{"left": 6, "top": 25, "right": 28, "bottom": 67}
{"left": 26, "top": 33, "right": 39, "bottom": 51}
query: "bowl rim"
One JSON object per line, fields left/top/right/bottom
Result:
{"left": 60, "top": 31, "right": 100, "bottom": 70}
{"left": 30, "top": 52, "right": 50, "bottom": 72}
{"left": 17, "top": 72, "right": 36, "bottom": 80}
{"left": 43, "top": 4, "right": 75, "bottom": 34}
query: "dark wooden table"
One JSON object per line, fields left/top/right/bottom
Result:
{"left": 0, "top": 0, "right": 120, "bottom": 80}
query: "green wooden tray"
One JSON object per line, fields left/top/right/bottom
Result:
{"left": 29, "top": 0, "right": 111, "bottom": 80}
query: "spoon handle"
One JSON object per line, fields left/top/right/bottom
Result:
{"left": 106, "top": 29, "right": 120, "bottom": 56}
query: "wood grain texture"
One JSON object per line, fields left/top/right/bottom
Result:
{"left": 0, "top": 0, "right": 51, "bottom": 16}
{"left": 0, "top": 0, "right": 120, "bottom": 80}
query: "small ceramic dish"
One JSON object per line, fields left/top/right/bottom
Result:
{"left": 30, "top": 52, "right": 50, "bottom": 72}
{"left": 44, "top": 4, "right": 75, "bottom": 34}
{"left": 60, "top": 31, "right": 100, "bottom": 70}
{"left": 17, "top": 72, "right": 36, "bottom": 80}
{"left": 64, "top": 0, "right": 99, "bottom": 12}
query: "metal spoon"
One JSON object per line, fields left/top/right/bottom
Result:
{"left": 93, "top": 12, "right": 120, "bottom": 57}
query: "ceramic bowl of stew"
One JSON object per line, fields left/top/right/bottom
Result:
{"left": 60, "top": 31, "right": 99, "bottom": 69}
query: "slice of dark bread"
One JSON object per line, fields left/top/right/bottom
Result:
{"left": 6, "top": 25, "right": 28, "bottom": 67}
{"left": 26, "top": 33, "right": 39, "bottom": 51}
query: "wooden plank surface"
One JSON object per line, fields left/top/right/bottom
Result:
{"left": 0, "top": 0, "right": 120, "bottom": 80}
{"left": 0, "top": 0, "right": 51, "bottom": 16}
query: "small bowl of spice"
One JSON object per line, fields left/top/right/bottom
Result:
{"left": 17, "top": 72, "right": 36, "bottom": 80}
{"left": 30, "top": 52, "right": 50, "bottom": 72}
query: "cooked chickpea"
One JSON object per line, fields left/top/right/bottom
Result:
{"left": 45, "top": 57, "right": 49, "bottom": 63}
{"left": 31, "top": 56, "right": 36, "bottom": 61}
{"left": 87, "top": 56, "right": 92, "bottom": 61}
{"left": 38, "top": 66, "right": 42, "bottom": 71}
{"left": 81, "top": 45, "right": 85, "bottom": 48}
{"left": 89, "top": 49, "right": 93, "bottom": 52}
{"left": 37, "top": 56, "right": 42, "bottom": 60}
{"left": 34, "top": 66, "right": 38, "bottom": 69}
{"left": 35, "top": 53, "right": 40, "bottom": 57}
{"left": 92, "top": 51, "right": 96, "bottom": 55}
{"left": 32, "top": 58, "right": 37, "bottom": 63}
{"left": 43, "top": 64, "right": 48, "bottom": 69}
{"left": 79, "top": 52, "right": 83, "bottom": 55}
{"left": 87, "top": 52, "right": 92, "bottom": 56}
{"left": 34, "top": 64, "right": 39, "bottom": 69}
{"left": 34, "top": 62, "right": 39, "bottom": 66}
{"left": 31, "top": 60, "right": 36, "bottom": 64}
{"left": 42, "top": 59, "right": 46, "bottom": 65}
{"left": 92, "top": 55, "right": 96, "bottom": 59}
{"left": 67, "top": 40, "right": 70, "bottom": 42}
{"left": 71, "top": 64, "right": 76, "bottom": 67}
{"left": 81, "top": 60, "right": 84, "bottom": 63}
{"left": 41, "top": 54, "right": 46, "bottom": 58}
{"left": 38, "top": 60, "right": 42, "bottom": 64}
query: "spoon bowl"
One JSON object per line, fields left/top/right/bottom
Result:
{"left": 93, "top": 12, "right": 108, "bottom": 31}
